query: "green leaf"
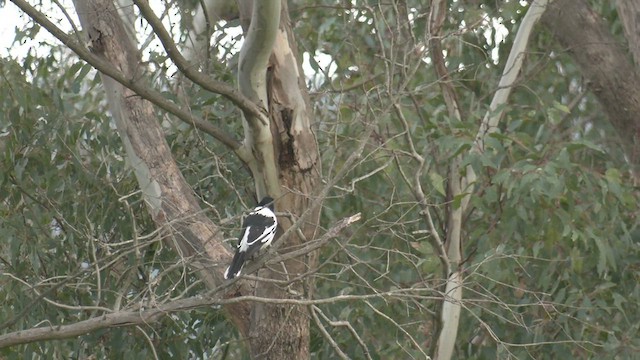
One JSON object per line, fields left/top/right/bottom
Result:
{"left": 552, "top": 100, "right": 571, "bottom": 114}
{"left": 66, "top": 62, "right": 83, "bottom": 80}
{"left": 428, "top": 171, "right": 446, "bottom": 196}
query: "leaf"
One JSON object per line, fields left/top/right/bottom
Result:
{"left": 451, "top": 192, "right": 470, "bottom": 210}
{"left": 14, "top": 157, "right": 28, "bottom": 181}
{"left": 66, "top": 62, "right": 83, "bottom": 79}
{"left": 605, "top": 168, "right": 621, "bottom": 182}
{"left": 552, "top": 100, "right": 571, "bottom": 114}
{"left": 428, "top": 171, "right": 446, "bottom": 196}
{"left": 75, "top": 63, "right": 93, "bottom": 84}
{"left": 566, "top": 140, "right": 605, "bottom": 154}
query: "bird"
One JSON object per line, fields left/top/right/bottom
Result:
{"left": 224, "top": 196, "right": 278, "bottom": 280}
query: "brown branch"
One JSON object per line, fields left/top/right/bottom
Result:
{"left": 132, "top": 0, "right": 268, "bottom": 122}
{"left": 9, "top": 0, "right": 247, "bottom": 157}
{"left": 312, "top": 305, "right": 373, "bottom": 360}
{"left": 222, "top": 212, "right": 362, "bottom": 287}
{"left": 392, "top": 103, "right": 450, "bottom": 278}
{"left": 310, "top": 306, "right": 350, "bottom": 360}
{"left": 427, "top": 2, "right": 466, "bottom": 359}
{"left": 268, "top": 213, "right": 361, "bottom": 263}
{"left": 428, "top": 0, "right": 462, "bottom": 122}
{"left": 0, "top": 288, "right": 438, "bottom": 349}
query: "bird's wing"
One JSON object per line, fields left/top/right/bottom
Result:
{"left": 241, "top": 208, "right": 276, "bottom": 229}
{"left": 237, "top": 209, "right": 277, "bottom": 252}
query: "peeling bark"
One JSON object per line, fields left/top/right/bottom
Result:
{"left": 238, "top": 1, "right": 321, "bottom": 358}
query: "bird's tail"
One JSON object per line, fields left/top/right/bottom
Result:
{"left": 224, "top": 252, "right": 246, "bottom": 279}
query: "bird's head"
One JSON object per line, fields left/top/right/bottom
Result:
{"left": 257, "top": 196, "right": 275, "bottom": 210}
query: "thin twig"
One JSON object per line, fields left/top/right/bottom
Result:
{"left": 313, "top": 305, "right": 372, "bottom": 360}
{"left": 310, "top": 306, "right": 350, "bottom": 360}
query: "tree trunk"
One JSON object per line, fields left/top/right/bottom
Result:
{"left": 616, "top": 0, "right": 640, "bottom": 67}
{"left": 542, "top": 0, "right": 640, "bottom": 171}
{"left": 72, "top": 0, "right": 320, "bottom": 357}
{"left": 238, "top": 1, "right": 321, "bottom": 358}
{"left": 71, "top": 0, "right": 255, "bottom": 336}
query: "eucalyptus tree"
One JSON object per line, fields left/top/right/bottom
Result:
{"left": 1, "top": 1, "right": 639, "bottom": 359}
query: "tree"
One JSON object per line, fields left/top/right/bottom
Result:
{"left": 1, "top": 0, "right": 639, "bottom": 359}
{"left": 542, "top": 0, "right": 640, "bottom": 173}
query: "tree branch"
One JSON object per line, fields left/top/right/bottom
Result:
{"left": 267, "top": 213, "right": 361, "bottom": 263}
{"left": 237, "top": 0, "right": 282, "bottom": 198}
{"left": 0, "top": 288, "right": 438, "bottom": 349}
{"left": 312, "top": 305, "right": 373, "bottom": 360}
{"left": 473, "top": 0, "right": 550, "bottom": 155}
{"left": 226, "top": 212, "right": 363, "bottom": 283}
{"left": 310, "top": 306, "right": 350, "bottom": 360}
{"left": 184, "top": 0, "right": 238, "bottom": 67}
{"left": 132, "top": 0, "right": 268, "bottom": 127}
{"left": 427, "top": 1, "right": 465, "bottom": 358}
{"left": 9, "top": 0, "right": 249, "bottom": 160}
{"left": 392, "top": 103, "right": 450, "bottom": 278}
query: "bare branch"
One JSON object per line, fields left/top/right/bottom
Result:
{"left": 268, "top": 213, "right": 361, "bottom": 263}
{"left": 427, "top": 1, "right": 466, "bottom": 358}
{"left": 0, "top": 288, "right": 438, "bottom": 349}
{"left": 310, "top": 306, "right": 350, "bottom": 360}
{"left": 364, "top": 300, "right": 429, "bottom": 359}
{"left": 392, "top": 103, "right": 450, "bottom": 278}
{"left": 615, "top": 0, "right": 640, "bottom": 67}
{"left": 312, "top": 305, "right": 373, "bottom": 360}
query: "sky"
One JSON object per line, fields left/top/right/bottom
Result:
{"left": 0, "top": 1, "right": 81, "bottom": 59}
{"left": 0, "top": 2, "right": 33, "bottom": 58}
{"left": 0, "top": 2, "right": 505, "bottom": 88}
{"left": 0, "top": 1, "right": 334, "bottom": 86}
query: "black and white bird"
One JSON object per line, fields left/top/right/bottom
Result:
{"left": 224, "top": 196, "right": 278, "bottom": 280}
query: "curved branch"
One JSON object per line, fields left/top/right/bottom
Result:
{"left": 427, "top": 3, "right": 552, "bottom": 359}
{"left": 310, "top": 306, "right": 350, "bottom": 360}
{"left": 9, "top": 0, "right": 249, "bottom": 161}
{"left": 312, "top": 306, "right": 373, "bottom": 360}
{"left": 237, "top": 0, "right": 282, "bottom": 198}
{"left": 132, "top": 0, "right": 268, "bottom": 123}
{"left": 265, "top": 213, "right": 360, "bottom": 263}
{"left": 392, "top": 103, "right": 450, "bottom": 278}
{"left": 428, "top": 0, "right": 465, "bottom": 264}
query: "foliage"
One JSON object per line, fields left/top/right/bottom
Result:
{"left": 1, "top": 0, "right": 639, "bottom": 359}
